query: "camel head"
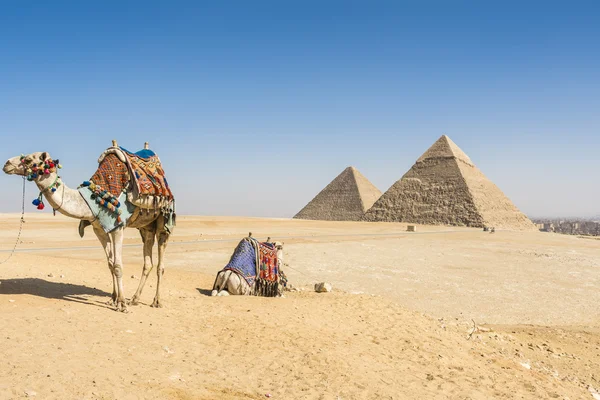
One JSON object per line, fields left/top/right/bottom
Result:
{"left": 3, "top": 152, "right": 61, "bottom": 181}
{"left": 272, "top": 241, "right": 288, "bottom": 295}
{"left": 273, "top": 241, "right": 284, "bottom": 263}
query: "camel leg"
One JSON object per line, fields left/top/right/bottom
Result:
{"left": 109, "top": 227, "right": 128, "bottom": 312}
{"left": 93, "top": 225, "right": 117, "bottom": 305}
{"left": 211, "top": 270, "right": 231, "bottom": 296}
{"left": 151, "top": 219, "right": 169, "bottom": 308}
{"left": 129, "top": 226, "right": 155, "bottom": 305}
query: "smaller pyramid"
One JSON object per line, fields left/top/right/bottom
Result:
{"left": 294, "top": 167, "right": 382, "bottom": 221}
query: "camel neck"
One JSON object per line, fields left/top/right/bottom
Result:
{"left": 35, "top": 173, "right": 94, "bottom": 220}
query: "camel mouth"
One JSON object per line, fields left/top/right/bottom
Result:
{"left": 3, "top": 162, "right": 16, "bottom": 175}
{"left": 3, "top": 160, "right": 22, "bottom": 176}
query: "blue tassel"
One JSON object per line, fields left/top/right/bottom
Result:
{"left": 32, "top": 199, "right": 40, "bottom": 206}
{"left": 51, "top": 188, "right": 56, "bottom": 192}
{"left": 82, "top": 181, "right": 91, "bottom": 186}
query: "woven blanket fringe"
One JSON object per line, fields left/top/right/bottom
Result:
{"left": 253, "top": 278, "right": 279, "bottom": 298}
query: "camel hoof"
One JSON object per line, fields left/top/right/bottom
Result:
{"left": 150, "top": 299, "right": 163, "bottom": 308}
{"left": 115, "top": 301, "right": 129, "bottom": 313}
{"left": 106, "top": 299, "right": 117, "bottom": 306}
{"left": 128, "top": 297, "right": 140, "bottom": 306}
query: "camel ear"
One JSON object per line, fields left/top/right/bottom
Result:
{"left": 39, "top": 152, "right": 48, "bottom": 161}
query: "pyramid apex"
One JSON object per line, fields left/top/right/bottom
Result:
{"left": 343, "top": 166, "right": 360, "bottom": 176}
{"left": 416, "top": 135, "right": 473, "bottom": 165}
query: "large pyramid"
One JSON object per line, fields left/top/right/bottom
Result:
{"left": 294, "top": 166, "right": 382, "bottom": 221}
{"left": 363, "top": 135, "right": 536, "bottom": 230}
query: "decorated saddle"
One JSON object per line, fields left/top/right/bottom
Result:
{"left": 120, "top": 147, "right": 173, "bottom": 209}
{"left": 78, "top": 145, "right": 175, "bottom": 233}
{"left": 220, "top": 236, "right": 287, "bottom": 297}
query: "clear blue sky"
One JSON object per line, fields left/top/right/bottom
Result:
{"left": 0, "top": 1, "right": 598, "bottom": 218}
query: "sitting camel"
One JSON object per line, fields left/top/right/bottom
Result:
{"left": 3, "top": 143, "right": 174, "bottom": 312}
{"left": 212, "top": 236, "right": 286, "bottom": 297}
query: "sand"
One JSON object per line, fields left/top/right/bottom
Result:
{"left": 0, "top": 214, "right": 599, "bottom": 399}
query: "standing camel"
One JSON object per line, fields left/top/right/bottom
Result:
{"left": 3, "top": 145, "right": 174, "bottom": 312}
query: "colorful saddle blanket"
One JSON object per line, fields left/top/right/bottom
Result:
{"left": 222, "top": 237, "right": 282, "bottom": 297}
{"left": 120, "top": 147, "right": 173, "bottom": 199}
{"left": 89, "top": 153, "right": 129, "bottom": 198}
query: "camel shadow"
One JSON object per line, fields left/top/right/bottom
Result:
{"left": 0, "top": 278, "right": 112, "bottom": 308}
{"left": 196, "top": 288, "right": 213, "bottom": 296}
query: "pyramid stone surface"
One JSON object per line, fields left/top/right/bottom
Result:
{"left": 363, "top": 136, "right": 536, "bottom": 230}
{"left": 294, "top": 167, "right": 382, "bottom": 221}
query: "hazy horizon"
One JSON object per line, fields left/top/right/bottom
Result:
{"left": 1, "top": 2, "right": 598, "bottom": 218}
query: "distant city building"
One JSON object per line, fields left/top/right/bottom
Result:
{"left": 532, "top": 218, "right": 599, "bottom": 236}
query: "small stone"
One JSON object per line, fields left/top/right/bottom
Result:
{"left": 520, "top": 362, "right": 531, "bottom": 370}
{"left": 589, "top": 386, "right": 600, "bottom": 400}
{"left": 24, "top": 389, "right": 37, "bottom": 397}
{"left": 8, "top": 299, "right": 15, "bottom": 303}
{"left": 47, "top": 273, "right": 54, "bottom": 278}
{"left": 131, "top": 275, "right": 138, "bottom": 279}
{"left": 314, "top": 282, "right": 332, "bottom": 293}
{"left": 59, "top": 274, "right": 64, "bottom": 278}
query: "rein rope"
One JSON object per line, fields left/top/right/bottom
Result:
{"left": 37, "top": 174, "right": 65, "bottom": 216}
{"left": 0, "top": 177, "right": 26, "bottom": 265}
{"left": 52, "top": 182, "right": 66, "bottom": 216}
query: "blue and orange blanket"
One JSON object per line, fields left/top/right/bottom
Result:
{"left": 221, "top": 237, "right": 283, "bottom": 297}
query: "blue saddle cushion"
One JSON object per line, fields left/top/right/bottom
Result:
{"left": 119, "top": 146, "right": 156, "bottom": 159}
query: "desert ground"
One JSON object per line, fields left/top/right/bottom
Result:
{"left": 0, "top": 214, "right": 599, "bottom": 399}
